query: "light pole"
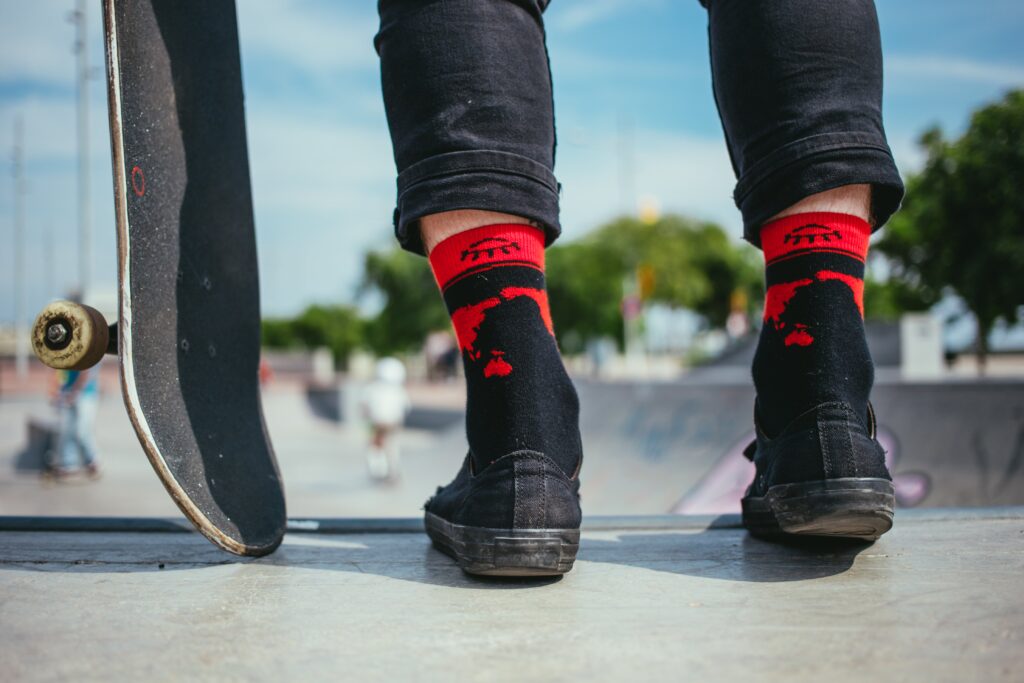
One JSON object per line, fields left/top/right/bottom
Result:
{"left": 13, "top": 117, "right": 28, "bottom": 378}
{"left": 70, "top": 0, "right": 91, "bottom": 299}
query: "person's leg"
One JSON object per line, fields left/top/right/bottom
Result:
{"left": 705, "top": 0, "right": 902, "bottom": 540}
{"left": 376, "top": 0, "right": 581, "bottom": 575}
{"left": 704, "top": 0, "right": 903, "bottom": 237}
{"left": 367, "top": 425, "right": 390, "bottom": 481}
{"left": 376, "top": 0, "right": 561, "bottom": 253}
{"left": 75, "top": 394, "right": 100, "bottom": 475}
{"left": 52, "top": 402, "right": 77, "bottom": 474}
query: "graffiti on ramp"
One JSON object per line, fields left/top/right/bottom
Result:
{"left": 671, "top": 425, "right": 931, "bottom": 515}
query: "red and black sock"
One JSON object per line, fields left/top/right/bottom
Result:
{"left": 752, "top": 212, "right": 873, "bottom": 436}
{"left": 429, "top": 224, "right": 582, "bottom": 475}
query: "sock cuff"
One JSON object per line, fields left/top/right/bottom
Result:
{"left": 428, "top": 223, "right": 546, "bottom": 290}
{"left": 760, "top": 212, "right": 871, "bottom": 266}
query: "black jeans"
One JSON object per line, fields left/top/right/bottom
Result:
{"left": 375, "top": 0, "right": 903, "bottom": 253}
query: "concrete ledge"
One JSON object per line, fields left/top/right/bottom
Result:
{"left": 0, "top": 513, "right": 744, "bottom": 534}
{"left": 5, "top": 506, "right": 1020, "bottom": 534}
{"left": 3, "top": 509, "right": 1022, "bottom": 681}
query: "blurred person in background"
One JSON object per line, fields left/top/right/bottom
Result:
{"left": 46, "top": 365, "right": 102, "bottom": 480}
{"left": 361, "top": 357, "right": 411, "bottom": 482}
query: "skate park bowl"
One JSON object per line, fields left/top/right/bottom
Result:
{"left": 574, "top": 378, "right": 1024, "bottom": 515}
{"left": 301, "top": 375, "right": 1024, "bottom": 515}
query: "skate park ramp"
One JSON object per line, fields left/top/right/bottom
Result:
{"left": 574, "top": 378, "right": 1024, "bottom": 514}
{"left": 683, "top": 322, "right": 904, "bottom": 378}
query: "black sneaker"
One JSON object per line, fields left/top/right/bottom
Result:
{"left": 424, "top": 450, "right": 582, "bottom": 576}
{"left": 742, "top": 401, "right": 895, "bottom": 541}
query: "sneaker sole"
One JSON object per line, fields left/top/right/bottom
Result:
{"left": 424, "top": 512, "right": 580, "bottom": 577}
{"left": 742, "top": 478, "right": 895, "bottom": 541}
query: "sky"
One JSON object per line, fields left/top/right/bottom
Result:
{"left": 1, "top": 0, "right": 1022, "bottom": 323}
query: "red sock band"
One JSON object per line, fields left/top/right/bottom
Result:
{"left": 428, "top": 223, "right": 546, "bottom": 291}
{"left": 760, "top": 212, "right": 871, "bottom": 265}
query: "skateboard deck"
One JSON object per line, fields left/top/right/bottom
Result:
{"left": 102, "top": 0, "right": 285, "bottom": 555}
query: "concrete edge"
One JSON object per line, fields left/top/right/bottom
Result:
{"left": 1, "top": 507, "right": 1021, "bottom": 535}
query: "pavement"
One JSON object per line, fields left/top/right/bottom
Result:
{"left": 2, "top": 508, "right": 1022, "bottom": 682}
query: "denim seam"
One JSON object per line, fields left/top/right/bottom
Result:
{"left": 734, "top": 132, "right": 894, "bottom": 203}
{"left": 397, "top": 150, "right": 559, "bottom": 196}
{"left": 398, "top": 169, "right": 562, "bottom": 205}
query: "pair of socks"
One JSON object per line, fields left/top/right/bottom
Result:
{"left": 427, "top": 213, "right": 871, "bottom": 471}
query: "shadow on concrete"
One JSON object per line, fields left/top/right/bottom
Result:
{"left": 12, "top": 419, "right": 56, "bottom": 472}
{"left": 0, "top": 516, "right": 869, "bottom": 585}
{"left": 578, "top": 529, "right": 869, "bottom": 583}
{"left": 265, "top": 527, "right": 866, "bottom": 586}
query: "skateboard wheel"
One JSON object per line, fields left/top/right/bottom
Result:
{"left": 31, "top": 300, "right": 110, "bottom": 371}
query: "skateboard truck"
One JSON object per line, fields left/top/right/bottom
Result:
{"left": 31, "top": 300, "right": 117, "bottom": 371}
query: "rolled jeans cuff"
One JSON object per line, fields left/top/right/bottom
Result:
{"left": 735, "top": 132, "right": 904, "bottom": 246}
{"left": 393, "top": 150, "right": 561, "bottom": 255}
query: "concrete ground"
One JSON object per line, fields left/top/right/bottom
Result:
{"left": 3, "top": 364, "right": 1023, "bottom": 680}
{"left": 2, "top": 509, "right": 1022, "bottom": 682}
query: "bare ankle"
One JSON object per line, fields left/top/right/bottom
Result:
{"left": 420, "top": 210, "right": 539, "bottom": 254}
{"left": 767, "top": 184, "right": 872, "bottom": 225}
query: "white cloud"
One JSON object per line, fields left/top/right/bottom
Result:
{"left": 245, "top": 110, "right": 397, "bottom": 315}
{"left": 0, "top": 0, "right": 388, "bottom": 322}
{"left": 886, "top": 132, "right": 929, "bottom": 176}
{"left": 237, "top": 1, "right": 378, "bottom": 74}
{"left": 887, "top": 55, "right": 1024, "bottom": 87}
{"left": 556, "top": 127, "right": 740, "bottom": 241}
{"left": 0, "top": 1, "right": 97, "bottom": 87}
{"left": 0, "top": 88, "right": 116, "bottom": 325}
{"left": 549, "top": 45, "right": 699, "bottom": 80}
{"left": 550, "top": 0, "right": 664, "bottom": 32}
{"left": 7, "top": 0, "right": 1018, "bottom": 323}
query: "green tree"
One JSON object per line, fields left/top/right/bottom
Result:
{"left": 546, "top": 214, "right": 762, "bottom": 349}
{"left": 862, "top": 271, "right": 934, "bottom": 321}
{"left": 876, "top": 90, "right": 1024, "bottom": 367}
{"left": 360, "top": 248, "right": 450, "bottom": 355}
{"left": 261, "top": 304, "right": 363, "bottom": 366}
{"left": 261, "top": 318, "right": 299, "bottom": 349}
{"left": 547, "top": 239, "right": 624, "bottom": 352}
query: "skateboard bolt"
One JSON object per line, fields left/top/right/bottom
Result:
{"left": 46, "top": 322, "right": 70, "bottom": 347}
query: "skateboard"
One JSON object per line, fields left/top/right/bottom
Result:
{"left": 30, "top": 0, "right": 286, "bottom": 556}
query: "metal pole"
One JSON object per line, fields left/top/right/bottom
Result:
{"left": 72, "top": 0, "right": 91, "bottom": 299}
{"left": 45, "top": 223, "right": 55, "bottom": 300}
{"left": 13, "top": 117, "right": 28, "bottom": 378}
{"left": 616, "top": 113, "right": 636, "bottom": 217}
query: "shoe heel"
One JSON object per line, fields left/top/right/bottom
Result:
{"left": 745, "top": 478, "right": 895, "bottom": 541}
{"left": 426, "top": 512, "right": 580, "bottom": 577}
